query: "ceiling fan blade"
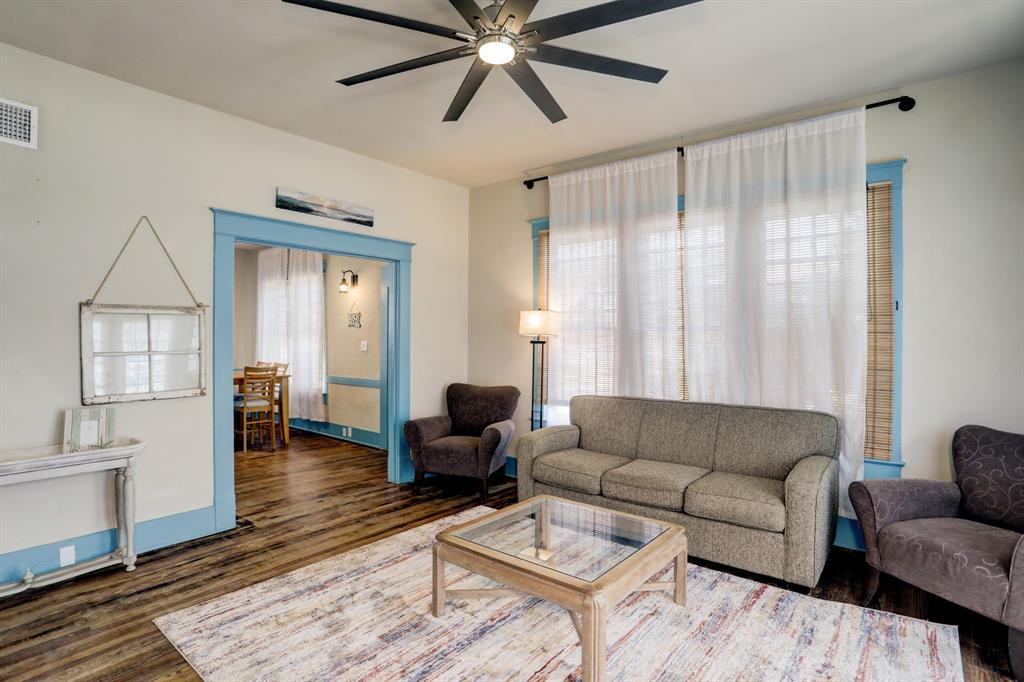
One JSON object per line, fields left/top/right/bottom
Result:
{"left": 503, "top": 60, "right": 566, "bottom": 123}
{"left": 339, "top": 47, "right": 470, "bottom": 86}
{"left": 443, "top": 58, "right": 493, "bottom": 121}
{"left": 494, "top": 0, "right": 539, "bottom": 33}
{"left": 447, "top": 0, "right": 493, "bottom": 29}
{"left": 528, "top": 44, "right": 667, "bottom": 83}
{"left": 522, "top": 0, "right": 702, "bottom": 43}
{"left": 283, "top": 0, "right": 471, "bottom": 42}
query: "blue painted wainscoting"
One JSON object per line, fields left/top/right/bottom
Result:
{"left": 0, "top": 506, "right": 217, "bottom": 584}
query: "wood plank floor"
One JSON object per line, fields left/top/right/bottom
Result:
{"left": 0, "top": 432, "right": 1010, "bottom": 680}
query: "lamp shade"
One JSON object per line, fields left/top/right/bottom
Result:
{"left": 519, "top": 310, "right": 560, "bottom": 337}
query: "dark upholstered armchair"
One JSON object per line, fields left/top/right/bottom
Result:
{"left": 404, "top": 384, "right": 520, "bottom": 503}
{"left": 850, "top": 425, "right": 1024, "bottom": 680}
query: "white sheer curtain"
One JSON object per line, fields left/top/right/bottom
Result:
{"left": 683, "top": 108, "right": 867, "bottom": 516}
{"left": 256, "top": 247, "right": 326, "bottom": 422}
{"left": 548, "top": 150, "right": 680, "bottom": 417}
{"left": 256, "top": 248, "right": 289, "bottom": 368}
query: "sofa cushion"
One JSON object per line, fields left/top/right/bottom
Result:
{"left": 685, "top": 472, "right": 787, "bottom": 532}
{"left": 571, "top": 396, "right": 644, "bottom": 459}
{"left": 878, "top": 517, "right": 1018, "bottom": 622}
{"left": 635, "top": 401, "right": 719, "bottom": 469}
{"left": 712, "top": 405, "right": 839, "bottom": 480}
{"left": 421, "top": 436, "right": 480, "bottom": 478}
{"left": 533, "top": 449, "right": 630, "bottom": 495}
{"left": 602, "top": 459, "right": 710, "bottom": 511}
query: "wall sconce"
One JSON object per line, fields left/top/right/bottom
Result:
{"left": 338, "top": 270, "right": 358, "bottom": 294}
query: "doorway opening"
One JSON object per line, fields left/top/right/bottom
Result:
{"left": 211, "top": 209, "right": 413, "bottom": 532}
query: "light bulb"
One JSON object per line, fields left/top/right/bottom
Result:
{"left": 338, "top": 278, "right": 349, "bottom": 293}
{"left": 478, "top": 36, "right": 516, "bottom": 65}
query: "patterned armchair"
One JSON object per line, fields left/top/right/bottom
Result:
{"left": 849, "top": 425, "right": 1024, "bottom": 680}
{"left": 404, "top": 384, "right": 520, "bottom": 503}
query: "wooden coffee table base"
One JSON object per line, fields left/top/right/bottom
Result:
{"left": 431, "top": 499, "right": 687, "bottom": 682}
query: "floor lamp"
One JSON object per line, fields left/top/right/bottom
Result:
{"left": 519, "top": 310, "right": 561, "bottom": 431}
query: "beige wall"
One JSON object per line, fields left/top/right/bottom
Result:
{"left": 233, "top": 248, "right": 258, "bottom": 369}
{"left": 326, "top": 254, "right": 384, "bottom": 433}
{"left": 0, "top": 43, "right": 469, "bottom": 553}
{"left": 468, "top": 58, "right": 1024, "bottom": 481}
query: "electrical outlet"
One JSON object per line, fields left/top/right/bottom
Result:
{"left": 59, "top": 545, "right": 75, "bottom": 567}
{"left": 360, "top": 340, "right": 368, "bottom": 352}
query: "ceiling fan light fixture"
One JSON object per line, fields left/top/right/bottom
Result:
{"left": 477, "top": 35, "right": 516, "bottom": 65}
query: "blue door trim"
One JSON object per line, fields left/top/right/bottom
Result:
{"left": 213, "top": 209, "right": 414, "bottom": 533}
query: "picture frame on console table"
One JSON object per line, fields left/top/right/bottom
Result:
{"left": 63, "top": 406, "right": 116, "bottom": 453}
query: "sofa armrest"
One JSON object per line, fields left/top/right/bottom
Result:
{"left": 515, "top": 425, "right": 581, "bottom": 501}
{"left": 478, "top": 419, "right": 516, "bottom": 479}
{"left": 848, "top": 478, "right": 961, "bottom": 569}
{"left": 403, "top": 416, "right": 452, "bottom": 470}
{"left": 783, "top": 455, "right": 839, "bottom": 587}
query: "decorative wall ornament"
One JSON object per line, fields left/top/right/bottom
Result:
{"left": 81, "top": 216, "right": 207, "bottom": 404}
{"left": 347, "top": 302, "right": 362, "bottom": 328}
{"left": 276, "top": 187, "right": 374, "bottom": 228}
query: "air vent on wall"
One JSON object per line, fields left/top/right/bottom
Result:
{"left": 0, "top": 97, "right": 38, "bottom": 150}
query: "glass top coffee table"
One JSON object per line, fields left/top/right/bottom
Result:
{"left": 433, "top": 495, "right": 687, "bottom": 682}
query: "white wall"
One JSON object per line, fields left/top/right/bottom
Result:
{"left": 326, "top": 254, "right": 384, "bottom": 433}
{"left": 0, "top": 43, "right": 469, "bottom": 554}
{"left": 468, "top": 59, "right": 1024, "bottom": 481}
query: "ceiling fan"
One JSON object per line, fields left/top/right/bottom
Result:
{"left": 283, "top": 0, "right": 702, "bottom": 123}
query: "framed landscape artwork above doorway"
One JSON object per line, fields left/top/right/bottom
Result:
{"left": 211, "top": 209, "right": 414, "bottom": 532}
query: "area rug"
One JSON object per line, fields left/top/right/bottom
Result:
{"left": 155, "top": 507, "right": 963, "bottom": 681}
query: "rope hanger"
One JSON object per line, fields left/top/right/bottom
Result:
{"left": 86, "top": 215, "right": 204, "bottom": 307}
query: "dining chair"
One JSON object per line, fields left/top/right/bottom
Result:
{"left": 269, "top": 362, "right": 289, "bottom": 443}
{"left": 234, "top": 366, "right": 277, "bottom": 452}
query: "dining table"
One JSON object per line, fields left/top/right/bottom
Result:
{"left": 233, "top": 370, "right": 291, "bottom": 445}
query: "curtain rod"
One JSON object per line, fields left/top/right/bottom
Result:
{"left": 522, "top": 95, "right": 916, "bottom": 189}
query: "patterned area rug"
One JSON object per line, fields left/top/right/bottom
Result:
{"left": 155, "top": 507, "right": 963, "bottom": 681}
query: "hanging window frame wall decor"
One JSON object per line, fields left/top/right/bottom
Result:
{"left": 81, "top": 303, "right": 207, "bottom": 404}
{"left": 80, "top": 215, "right": 208, "bottom": 405}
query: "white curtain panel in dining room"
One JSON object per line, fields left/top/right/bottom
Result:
{"left": 548, "top": 149, "right": 681, "bottom": 412}
{"left": 683, "top": 108, "right": 867, "bottom": 516}
{"left": 256, "top": 247, "right": 326, "bottom": 422}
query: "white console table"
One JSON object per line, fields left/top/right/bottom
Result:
{"left": 0, "top": 438, "right": 145, "bottom": 598}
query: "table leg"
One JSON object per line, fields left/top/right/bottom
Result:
{"left": 674, "top": 548, "right": 687, "bottom": 606}
{"left": 280, "top": 376, "right": 290, "bottom": 445}
{"left": 432, "top": 544, "right": 446, "bottom": 617}
{"left": 115, "top": 467, "right": 126, "bottom": 560}
{"left": 123, "top": 459, "right": 137, "bottom": 571}
{"left": 538, "top": 498, "right": 550, "bottom": 551}
{"left": 581, "top": 599, "right": 607, "bottom": 682}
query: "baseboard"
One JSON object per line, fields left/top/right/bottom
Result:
{"left": 834, "top": 516, "right": 865, "bottom": 551}
{"left": 289, "top": 419, "right": 387, "bottom": 449}
{"left": 0, "top": 505, "right": 217, "bottom": 584}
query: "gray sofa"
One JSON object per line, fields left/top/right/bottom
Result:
{"left": 516, "top": 396, "right": 840, "bottom": 588}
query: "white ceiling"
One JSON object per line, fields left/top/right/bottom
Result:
{"left": 2, "top": 0, "right": 1023, "bottom": 187}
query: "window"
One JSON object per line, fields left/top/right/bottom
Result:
{"left": 533, "top": 162, "right": 901, "bottom": 460}
{"left": 81, "top": 303, "right": 206, "bottom": 404}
